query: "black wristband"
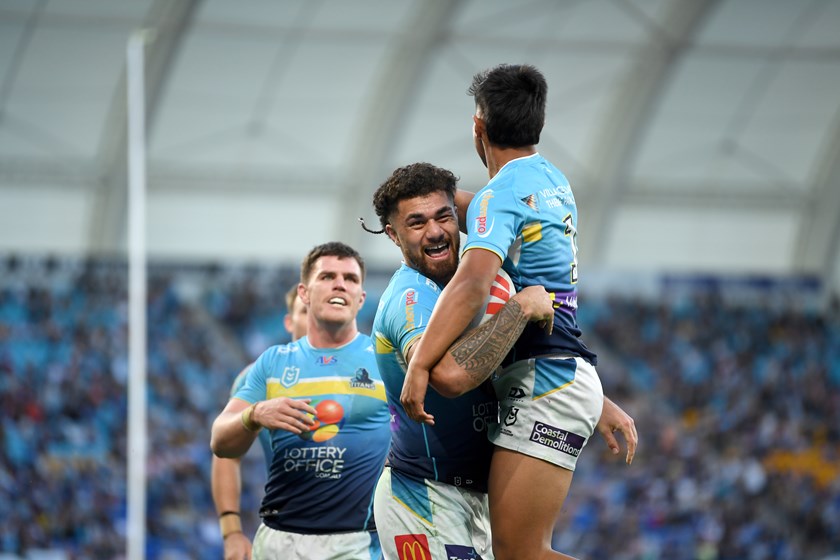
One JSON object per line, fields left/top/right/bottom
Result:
{"left": 219, "top": 511, "right": 240, "bottom": 518}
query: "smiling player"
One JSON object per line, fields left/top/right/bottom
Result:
{"left": 211, "top": 242, "right": 391, "bottom": 560}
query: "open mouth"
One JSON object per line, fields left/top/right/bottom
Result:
{"left": 424, "top": 243, "right": 449, "bottom": 258}
{"left": 328, "top": 297, "right": 348, "bottom": 307}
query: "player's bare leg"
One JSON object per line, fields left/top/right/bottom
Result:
{"left": 488, "top": 447, "right": 578, "bottom": 560}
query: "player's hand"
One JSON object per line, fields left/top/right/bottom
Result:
{"left": 253, "top": 397, "right": 317, "bottom": 434}
{"left": 513, "top": 285, "right": 554, "bottom": 335}
{"left": 596, "top": 396, "right": 637, "bottom": 465}
{"left": 223, "top": 530, "right": 252, "bottom": 560}
{"left": 401, "top": 366, "right": 435, "bottom": 425}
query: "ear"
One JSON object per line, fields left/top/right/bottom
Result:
{"left": 385, "top": 224, "right": 400, "bottom": 247}
{"left": 283, "top": 313, "right": 293, "bottom": 335}
{"left": 297, "top": 282, "right": 309, "bottom": 305}
{"left": 472, "top": 114, "right": 485, "bottom": 139}
{"left": 358, "top": 289, "right": 367, "bottom": 309}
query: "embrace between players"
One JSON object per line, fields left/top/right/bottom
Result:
{"left": 210, "top": 64, "right": 638, "bottom": 560}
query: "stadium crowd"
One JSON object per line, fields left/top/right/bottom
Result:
{"left": 0, "top": 255, "right": 838, "bottom": 559}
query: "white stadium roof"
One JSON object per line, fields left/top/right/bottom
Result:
{"left": 1, "top": 0, "right": 839, "bottom": 293}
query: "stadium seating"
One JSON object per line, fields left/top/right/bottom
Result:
{"left": 1, "top": 256, "right": 837, "bottom": 559}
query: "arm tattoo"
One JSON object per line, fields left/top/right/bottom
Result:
{"left": 449, "top": 299, "right": 529, "bottom": 389}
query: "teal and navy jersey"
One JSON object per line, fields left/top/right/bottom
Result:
{"left": 234, "top": 334, "right": 391, "bottom": 534}
{"left": 373, "top": 264, "right": 497, "bottom": 493}
{"left": 464, "top": 153, "right": 597, "bottom": 365}
{"left": 231, "top": 365, "right": 272, "bottom": 469}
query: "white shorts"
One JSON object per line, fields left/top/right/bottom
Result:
{"left": 490, "top": 356, "right": 603, "bottom": 471}
{"left": 252, "top": 523, "right": 381, "bottom": 560}
{"left": 374, "top": 466, "right": 493, "bottom": 560}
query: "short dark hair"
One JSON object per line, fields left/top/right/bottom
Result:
{"left": 300, "top": 242, "right": 365, "bottom": 283}
{"left": 468, "top": 63, "right": 547, "bottom": 148}
{"left": 372, "top": 163, "right": 458, "bottom": 231}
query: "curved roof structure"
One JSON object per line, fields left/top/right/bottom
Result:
{"left": 1, "top": 0, "right": 839, "bottom": 293}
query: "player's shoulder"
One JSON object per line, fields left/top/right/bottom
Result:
{"left": 230, "top": 362, "right": 255, "bottom": 392}
{"left": 343, "top": 333, "right": 381, "bottom": 366}
{"left": 255, "top": 339, "right": 304, "bottom": 366}
{"left": 354, "top": 332, "right": 375, "bottom": 345}
{"left": 384, "top": 265, "right": 440, "bottom": 303}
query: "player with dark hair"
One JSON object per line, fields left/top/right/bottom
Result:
{"left": 211, "top": 285, "right": 307, "bottom": 559}
{"left": 367, "top": 162, "right": 636, "bottom": 559}
{"left": 402, "top": 64, "right": 637, "bottom": 560}
{"left": 211, "top": 242, "right": 390, "bottom": 560}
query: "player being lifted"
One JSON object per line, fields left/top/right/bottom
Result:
{"left": 401, "top": 65, "right": 637, "bottom": 560}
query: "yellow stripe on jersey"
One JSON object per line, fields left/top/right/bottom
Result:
{"left": 267, "top": 378, "right": 387, "bottom": 402}
{"left": 391, "top": 495, "right": 435, "bottom": 527}
{"left": 523, "top": 221, "right": 542, "bottom": 243}
{"left": 374, "top": 332, "right": 394, "bottom": 354}
{"left": 533, "top": 379, "right": 574, "bottom": 400}
{"left": 402, "top": 332, "right": 422, "bottom": 356}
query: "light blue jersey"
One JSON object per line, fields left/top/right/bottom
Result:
{"left": 234, "top": 334, "right": 391, "bottom": 534}
{"left": 464, "top": 153, "right": 597, "bottom": 365}
{"left": 231, "top": 365, "right": 272, "bottom": 469}
{"left": 373, "top": 264, "right": 497, "bottom": 493}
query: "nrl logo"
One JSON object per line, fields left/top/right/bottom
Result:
{"left": 281, "top": 366, "right": 300, "bottom": 388}
{"left": 503, "top": 406, "right": 519, "bottom": 427}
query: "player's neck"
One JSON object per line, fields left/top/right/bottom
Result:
{"left": 307, "top": 321, "right": 359, "bottom": 349}
{"left": 486, "top": 145, "right": 537, "bottom": 179}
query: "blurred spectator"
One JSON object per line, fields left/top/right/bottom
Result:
{"left": 0, "top": 256, "right": 838, "bottom": 558}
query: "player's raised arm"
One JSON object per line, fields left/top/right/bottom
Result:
{"left": 400, "top": 247, "right": 501, "bottom": 423}
{"left": 424, "top": 285, "right": 553, "bottom": 398}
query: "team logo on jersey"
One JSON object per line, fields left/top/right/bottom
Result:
{"left": 508, "top": 387, "right": 526, "bottom": 399}
{"left": 395, "top": 534, "right": 431, "bottom": 560}
{"left": 520, "top": 194, "right": 539, "bottom": 212}
{"left": 316, "top": 355, "right": 337, "bottom": 366}
{"left": 280, "top": 366, "right": 300, "bottom": 388}
{"left": 350, "top": 367, "right": 375, "bottom": 390}
{"left": 474, "top": 189, "right": 495, "bottom": 238}
{"left": 444, "top": 544, "right": 484, "bottom": 560}
{"left": 503, "top": 406, "right": 519, "bottom": 426}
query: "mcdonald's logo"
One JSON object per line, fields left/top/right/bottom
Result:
{"left": 395, "top": 534, "right": 431, "bottom": 560}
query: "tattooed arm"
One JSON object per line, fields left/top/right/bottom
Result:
{"left": 404, "top": 286, "right": 553, "bottom": 398}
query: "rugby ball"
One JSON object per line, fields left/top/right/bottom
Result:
{"left": 468, "top": 268, "right": 516, "bottom": 329}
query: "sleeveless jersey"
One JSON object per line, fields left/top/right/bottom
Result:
{"left": 464, "top": 153, "right": 597, "bottom": 365}
{"left": 234, "top": 334, "right": 391, "bottom": 534}
{"left": 372, "top": 264, "right": 497, "bottom": 493}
